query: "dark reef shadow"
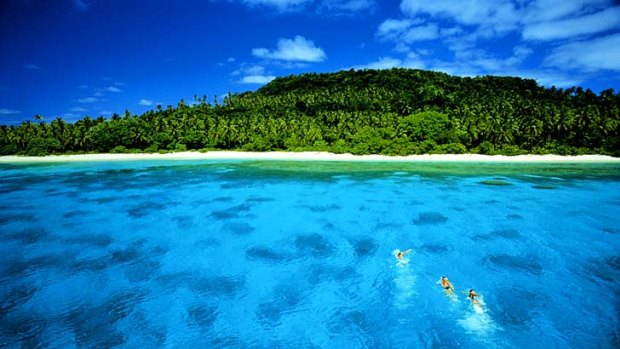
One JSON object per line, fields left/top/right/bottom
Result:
{"left": 294, "top": 233, "right": 334, "bottom": 258}
{"left": 412, "top": 212, "right": 448, "bottom": 225}
{"left": 485, "top": 254, "right": 543, "bottom": 275}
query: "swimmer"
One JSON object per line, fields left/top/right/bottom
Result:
{"left": 396, "top": 249, "right": 412, "bottom": 260}
{"left": 440, "top": 276, "right": 455, "bottom": 294}
{"left": 468, "top": 289, "right": 482, "bottom": 306}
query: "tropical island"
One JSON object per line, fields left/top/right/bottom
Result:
{"left": 1, "top": 68, "right": 618, "bottom": 157}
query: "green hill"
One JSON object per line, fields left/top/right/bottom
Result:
{"left": 1, "top": 68, "right": 619, "bottom": 156}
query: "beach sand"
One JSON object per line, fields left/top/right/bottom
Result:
{"left": 0, "top": 151, "right": 619, "bottom": 163}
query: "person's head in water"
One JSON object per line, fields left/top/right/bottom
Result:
{"left": 441, "top": 277, "right": 453, "bottom": 290}
{"left": 396, "top": 249, "right": 412, "bottom": 259}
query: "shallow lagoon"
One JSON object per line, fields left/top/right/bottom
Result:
{"left": 1, "top": 160, "right": 619, "bottom": 348}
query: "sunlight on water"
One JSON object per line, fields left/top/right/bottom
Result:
{"left": 1, "top": 160, "right": 619, "bottom": 348}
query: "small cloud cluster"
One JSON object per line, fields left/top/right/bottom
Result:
{"left": 229, "top": 35, "right": 327, "bottom": 85}
{"left": 242, "top": 0, "right": 312, "bottom": 11}
{"left": 232, "top": 65, "right": 276, "bottom": 84}
{"left": 104, "top": 86, "right": 122, "bottom": 93}
{"left": 73, "top": 79, "right": 124, "bottom": 103}
{"left": 319, "top": 0, "right": 374, "bottom": 13}
{"left": 65, "top": 78, "right": 126, "bottom": 119}
{"left": 239, "top": 75, "right": 277, "bottom": 84}
{"left": 253, "top": 36, "right": 327, "bottom": 62}
{"left": 544, "top": 33, "right": 620, "bottom": 72}
{"left": 0, "top": 108, "right": 21, "bottom": 115}
{"left": 75, "top": 97, "right": 99, "bottom": 103}
{"left": 139, "top": 99, "right": 154, "bottom": 106}
{"left": 353, "top": 51, "right": 427, "bottom": 71}
{"left": 217, "top": 57, "right": 237, "bottom": 67}
{"left": 239, "top": 0, "right": 374, "bottom": 13}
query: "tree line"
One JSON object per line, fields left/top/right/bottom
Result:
{"left": 1, "top": 68, "right": 619, "bottom": 156}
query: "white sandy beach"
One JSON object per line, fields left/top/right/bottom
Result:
{"left": 0, "top": 151, "right": 619, "bottom": 163}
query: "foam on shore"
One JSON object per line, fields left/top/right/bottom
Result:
{"left": 0, "top": 151, "right": 618, "bottom": 163}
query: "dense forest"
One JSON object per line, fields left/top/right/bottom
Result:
{"left": 1, "top": 68, "right": 619, "bottom": 156}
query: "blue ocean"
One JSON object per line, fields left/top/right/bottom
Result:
{"left": 1, "top": 160, "right": 619, "bottom": 348}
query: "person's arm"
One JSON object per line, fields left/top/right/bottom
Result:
{"left": 402, "top": 249, "right": 412, "bottom": 256}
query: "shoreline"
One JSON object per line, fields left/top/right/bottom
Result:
{"left": 0, "top": 151, "right": 619, "bottom": 163}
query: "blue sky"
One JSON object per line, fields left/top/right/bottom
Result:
{"left": 1, "top": 0, "right": 619, "bottom": 125}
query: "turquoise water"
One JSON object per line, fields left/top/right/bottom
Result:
{"left": 1, "top": 160, "right": 619, "bottom": 348}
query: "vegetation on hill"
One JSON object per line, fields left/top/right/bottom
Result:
{"left": 1, "top": 68, "right": 619, "bottom": 156}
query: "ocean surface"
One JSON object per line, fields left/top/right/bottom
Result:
{"left": 1, "top": 160, "right": 619, "bottom": 348}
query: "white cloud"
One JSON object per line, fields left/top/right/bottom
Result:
{"left": 353, "top": 45, "right": 540, "bottom": 83}
{"left": 252, "top": 48, "right": 269, "bottom": 58}
{"left": 242, "top": 0, "right": 312, "bottom": 11}
{"left": 522, "top": 0, "right": 609, "bottom": 23}
{"left": 139, "top": 99, "right": 154, "bottom": 106}
{"left": 415, "top": 53, "right": 582, "bottom": 88}
{"left": 403, "top": 52, "right": 427, "bottom": 69}
{"left": 394, "top": 0, "right": 620, "bottom": 40}
{"left": 440, "top": 26, "right": 464, "bottom": 37}
{"left": 231, "top": 64, "right": 267, "bottom": 76}
{"left": 378, "top": 19, "right": 458, "bottom": 44}
{"left": 219, "top": 57, "right": 237, "bottom": 67}
{"left": 0, "top": 109, "right": 21, "bottom": 115}
{"left": 70, "top": 107, "right": 88, "bottom": 112}
{"left": 245, "top": 65, "right": 266, "bottom": 75}
{"left": 523, "top": 6, "right": 620, "bottom": 41}
{"left": 77, "top": 84, "right": 89, "bottom": 89}
{"left": 113, "top": 81, "right": 125, "bottom": 86}
{"left": 522, "top": 71, "right": 583, "bottom": 88}
{"left": 353, "top": 50, "right": 430, "bottom": 71}
{"left": 354, "top": 57, "right": 402, "bottom": 70}
{"left": 400, "top": 0, "right": 519, "bottom": 28}
{"left": 377, "top": 18, "right": 415, "bottom": 39}
{"left": 93, "top": 91, "right": 104, "bottom": 97}
{"left": 76, "top": 97, "right": 98, "bottom": 103}
{"left": 442, "top": 45, "right": 534, "bottom": 74}
{"left": 391, "top": 0, "right": 619, "bottom": 48}
{"left": 252, "top": 36, "right": 327, "bottom": 62}
{"left": 403, "top": 23, "right": 440, "bottom": 41}
{"left": 232, "top": 64, "right": 277, "bottom": 84}
{"left": 100, "top": 110, "right": 113, "bottom": 116}
{"left": 375, "top": 0, "right": 620, "bottom": 80}
{"left": 104, "top": 86, "right": 122, "bottom": 93}
{"left": 238, "top": 75, "right": 277, "bottom": 84}
{"left": 23, "top": 63, "right": 42, "bottom": 70}
{"left": 235, "top": 0, "right": 375, "bottom": 13}
{"left": 321, "top": 0, "right": 374, "bottom": 12}
{"left": 544, "top": 33, "right": 620, "bottom": 72}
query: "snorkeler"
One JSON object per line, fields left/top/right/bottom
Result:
{"left": 440, "top": 276, "right": 455, "bottom": 294}
{"left": 468, "top": 289, "right": 482, "bottom": 306}
{"left": 396, "top": 249, "right": 412, "bottom": 260}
